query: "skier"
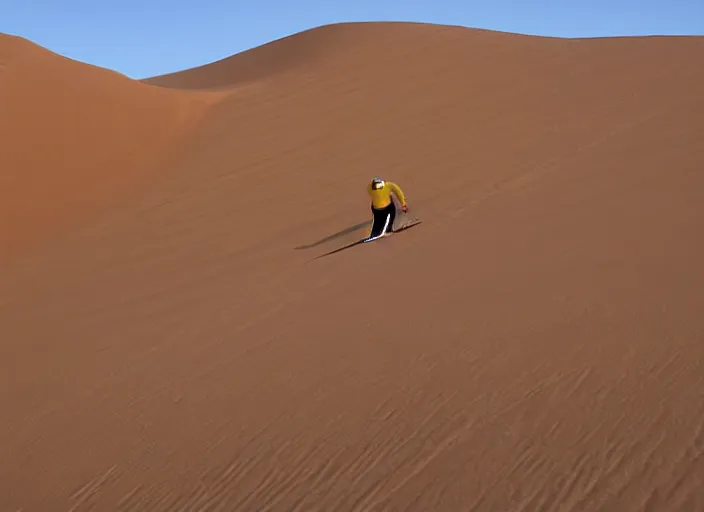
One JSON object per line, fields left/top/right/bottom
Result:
{"left": 367, "top": 177, "right": 408, "bottom": 238}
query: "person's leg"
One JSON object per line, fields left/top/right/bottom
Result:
{"left": 377, "top": 204, "right": 393, "bottom": 236}
{"left": 370, "top": 202, "right": 395, "bottom": 238}
{"left": 369, "top": 206, "right": 385, "bottom": 238}
{"left": 387, "top": 201, "right": 397, "bottom": 233}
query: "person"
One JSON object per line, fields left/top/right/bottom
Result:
{"left": 367, "top": 177, "right": 408, "bottom": 238}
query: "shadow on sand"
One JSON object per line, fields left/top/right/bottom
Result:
{"left": 295, "top": 220, "right": 371, "bottom": 250}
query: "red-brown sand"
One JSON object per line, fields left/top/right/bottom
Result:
{"left": 1, "top": 22, "right": 703, "bottom": 511}
{"left": 0, "top": 33, "right": 223, "bottom": 267}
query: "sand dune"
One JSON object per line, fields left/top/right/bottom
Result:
{"left": 1, "top": 21, "right": 704, "bottom": 511}
{"left": 0, "top": 33, "right": 221, "bottom": 267}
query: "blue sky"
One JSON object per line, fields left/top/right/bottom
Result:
{"left": 3, "top": 0, "right": 702, "bottom": 79}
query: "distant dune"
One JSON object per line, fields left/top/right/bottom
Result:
{"left": 1, "top": 22, "right": 703, "bottom": 511}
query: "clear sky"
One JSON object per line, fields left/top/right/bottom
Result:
{"left": 3, "top": 0, "right": 702, "bottom": 79}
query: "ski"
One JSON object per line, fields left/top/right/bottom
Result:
{"left": 312, "top": 219, "right": 422, "bottom": 260}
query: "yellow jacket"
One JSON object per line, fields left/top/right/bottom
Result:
{"left": 367, "top": 181, "right": 407, "bottom": 209}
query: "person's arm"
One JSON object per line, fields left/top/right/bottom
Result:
{"left": 387, "top": 182, "right": 408, "bottom": 210}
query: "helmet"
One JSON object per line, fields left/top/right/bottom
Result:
{"left": 371, "top": 177, "right": 385, "bottom": 190}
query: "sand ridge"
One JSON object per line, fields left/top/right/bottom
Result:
{"left": 1, "top": 22, "right": 703, "bottom": 511}
{"left": 0, "top": 33, "right": 225, "bottom": 269}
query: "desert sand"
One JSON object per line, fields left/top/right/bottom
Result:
{"left": 1, "top": 21, "right": 703, "bottom": 511}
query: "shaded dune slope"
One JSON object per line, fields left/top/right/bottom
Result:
{"left": 0, "top": 34, "right": 218, "bottom": 267}
{"left": 2, "top": 22, "right": 704, "bottom": 511}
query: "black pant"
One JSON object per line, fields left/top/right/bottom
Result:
{"left": 370, "top": 202, "right": 396, "bottom": 237}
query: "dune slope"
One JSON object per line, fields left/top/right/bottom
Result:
{"left": 0, "top": 33, "right": 218, "bottom": 267}
{"left": 1, "top": 22, "right": 704, "bottom": 511}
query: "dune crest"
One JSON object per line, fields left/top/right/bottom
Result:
{"left": 143, "top": 21, "right": 458, "bottom": 90}
{"left": 1, "top": 22, "right": 704, "bottom": 511}
{"left": 0, "top": 34, "right": 221, "bottom": 267}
